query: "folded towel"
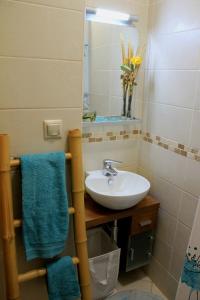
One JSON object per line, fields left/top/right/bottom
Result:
{"left": 47, "top": 256, "right": 81, "bottom": 300}
{"left": 21, "top": 152, "right": 68, "bottom": 261}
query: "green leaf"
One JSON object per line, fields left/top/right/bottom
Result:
{"left": 120, "top": 65, "right": 131, "bottom": 73}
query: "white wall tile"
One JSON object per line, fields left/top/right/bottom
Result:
{"left": 148, "top": 30, "right": 200, "bottom": 70}
{"left": 0, "top": 58, "right": 82, "bottom": 109}
{"left": 142, "top": 1, "right": 200, "bottom": 298}
{"left": 90, "top": 94, "right": 110, "bottom": 115}
{"left": 140, "top": 142, "right": 186, "bottom": 189}
{"left": 146, "top": 102, "right": 193, "bottom": 145}
{"left": 189, "top": 110, "right": 200, "bottom": 149}
{"left": 90, "top": 70, "right": 110, "bottom": 95}
{"left": 147, "top": 70, "right": 198, "bottom": 109}
{"left": 149, "top": 0, "right": 200, "bottom": 34}
{"left": 194, "top": 72, "right": 200, "bottom": 110}
{"left": 83, "top": 139, "right": 139, "bottom": 172}
{"left": 0, "top": 1, "right": 83, "bottom": 60}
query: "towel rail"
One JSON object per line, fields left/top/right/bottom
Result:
{"left": 0, "top": 130, "right": 92, "bottom": 300}
{"left": 10, "top": 153, "right": 72, "bottom": 168}
{"left": 18, "top": 257, "right": 79, "bottom": 283}
{"left": 13, "top": 207, "right": 76, "bottom": 228}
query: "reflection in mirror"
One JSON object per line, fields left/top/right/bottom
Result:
{"left": 83, "top": 11, "right": 139, "bottom": 123}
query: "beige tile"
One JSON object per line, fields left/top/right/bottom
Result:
{"left": 173, "top": 222, "right": 191, "bottom": 256}
{"left": 14, "top": 0, "right": 84, "bottom": 10}
{"left": 0, "top": 57, "right": 82, "bottom": 109}
{"left": 156, "top": 209, "right": 177, "bottom": 247}
{"left": 184, "top": 157, "right": 200, "bottom": 197}
{"left": 140, "top": 141, "right": 186, "bottom": 190}
{"left": 179, "top": 192, "right": 198, "bottom": 228}
{"left": 169, "top": 249, "right": 185, "bottom": 282}
{"left": 0, "top": 1, "right": 83, "bottom": 60}
{"left": 145, "top": 258, "right": 178, "bottom": 300}
{"left": 153, "top": 238, "right": 172, "bottom": 271}
{"left": 169, "top": 221, "right": 191, "bottom": 281}
{"left": 0, "top": 108, "right": 82, "bottom": 155}
{"left": 150, "top": 176, "right": 181, "bottom": 218}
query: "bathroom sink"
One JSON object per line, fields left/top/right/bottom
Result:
{"left": 85, "top": 170, "right": 150, "bottom": 210}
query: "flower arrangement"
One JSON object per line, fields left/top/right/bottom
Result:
{"left": 120, "top": 37, "right": 143, "bottom": 118}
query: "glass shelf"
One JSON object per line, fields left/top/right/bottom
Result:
{"left": 82, "top": 116, "right": 141, "bottom": 127}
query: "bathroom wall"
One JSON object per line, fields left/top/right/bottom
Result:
{"left": 83, "top": 0, "right": 150, "bottom": 172}
{"left": 139, "top": 0, "right": 200, "bottom": 299}
{"left": 0, "top": 0, "right": 84, "bottom": 156}
{"left": 0, "top": 1, "right": 85, "bottom": 299}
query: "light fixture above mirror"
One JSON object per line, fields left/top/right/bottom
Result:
{"left": 86, "top": 7, "right": 138, "bottom": 27}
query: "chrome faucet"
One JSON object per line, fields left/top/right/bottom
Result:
{"left": 103, "top": 159, "right": 122, "bottom": 177}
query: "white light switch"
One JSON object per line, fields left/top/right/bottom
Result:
{"left": 44, "top": 120, "right": 63, "bottom": 139}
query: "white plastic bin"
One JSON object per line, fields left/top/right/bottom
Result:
{"left": 87, "top": 228, "right": 121, "bottom": 300}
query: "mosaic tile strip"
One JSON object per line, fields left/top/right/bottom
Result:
{"left": 82, "top": 128, "right": 200, "bottom": 163}
{"left": 142, "top": 132, "right": 200, "bottom": 163}
{"left": 82, "top": 128, "right": 142, "bottom": 143}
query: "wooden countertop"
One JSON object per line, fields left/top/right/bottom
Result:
{"left": 85, "top": 194, "right": 160, "bottom": 229}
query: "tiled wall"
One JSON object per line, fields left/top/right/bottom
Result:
{"left": 0, "top": 1, "right": 85, "bottom": 299}
{"left": 140, "top": 1, "right": 200, "bottom": 299}
{"left": 83, "top": 0, "right": 150, "bottom": 172}
{"left": 0, "top": 0, "right": 84, "bottom": 156}
{"left": 82, "top": 123, "right": 141, "bottom": 171}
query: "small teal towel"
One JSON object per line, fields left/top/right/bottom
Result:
{"left": 21, "top": 152, "right": 68, "bottom": 261}
{"left": 181, "top": 257, "right": 200, "bottom": 290}
{"left": 47, "top": 256, "right": 81, "bottom": 300}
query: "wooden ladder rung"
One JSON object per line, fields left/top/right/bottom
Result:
{"left": 14, "top": 207, "right": 75, "bottom": 228}
{"left": 18, "top": 257, "right": 79, "bottom": 283}
{"left": 10, "top": 153, "right": 72, "bottom": 168}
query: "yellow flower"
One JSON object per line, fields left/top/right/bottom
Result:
{"left": 130, "top": 56, "right": 142, "bottom": 65}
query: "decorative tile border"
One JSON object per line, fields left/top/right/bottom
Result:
{"left": 82, "top": 128, "right": 141, "bottom": 143}
{"left": 82, "top": 128, "right": 200, "bottom": 163}
{"left": 142, "top": 132, "right": 200, "bottom": 163}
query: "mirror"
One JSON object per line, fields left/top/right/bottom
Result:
{"left": 83, "top": 15, "right": 139, "bottom": 121}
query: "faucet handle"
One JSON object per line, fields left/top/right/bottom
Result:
{"left": 103, "top": 159, "right": 122, "bottom": 168}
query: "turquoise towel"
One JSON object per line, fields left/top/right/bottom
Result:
{"left": 21, "top": 152, "right": 68, "bottom": 261}
{"left": 47, "top": 256, "right": 81, "bottom": 300}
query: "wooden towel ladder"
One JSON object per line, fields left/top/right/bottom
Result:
{"left": 0, "top": 129, "right": 92, "bottom": 300}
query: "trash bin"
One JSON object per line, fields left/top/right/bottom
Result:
{"left": 87, "top": 228, "right": 121, "bottom": 300}
{"left": 105, "top": 290, "right": 164, "bottom": 300}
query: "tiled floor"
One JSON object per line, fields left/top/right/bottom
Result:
{"left": 115, "top": 269, "right": 168, "bottom": 300}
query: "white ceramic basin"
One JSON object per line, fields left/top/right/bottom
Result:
{"left": 85, "top": 170, "right": 150, "bottom": 210}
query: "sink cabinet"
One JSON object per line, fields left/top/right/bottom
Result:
{"left": 85, "top": 194, "right": 160, "bottom": 271}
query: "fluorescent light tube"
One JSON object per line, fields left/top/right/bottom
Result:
{"left": 96, "top": 8, "right": 130, "bottom": 22}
